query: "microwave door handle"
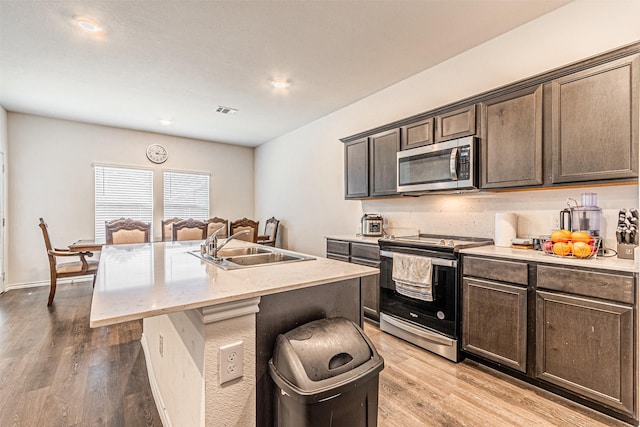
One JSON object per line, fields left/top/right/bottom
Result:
{"left": 449, "top": 148, "right": 459, "bottom": 181}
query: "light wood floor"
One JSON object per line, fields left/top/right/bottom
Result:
{"left": 0, "top": 283, "right": 633, "bottom": 426}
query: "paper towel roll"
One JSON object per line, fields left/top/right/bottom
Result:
{"left": 495, "top": 213, "right": 518, "bottom": 247}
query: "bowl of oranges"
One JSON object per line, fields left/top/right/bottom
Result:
{"left": 542, "top": 230, "right": 599, "bottom": 259}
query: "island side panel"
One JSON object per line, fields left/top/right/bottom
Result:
{"left": 255, "top": 278, "right": 362, "bottom": 427}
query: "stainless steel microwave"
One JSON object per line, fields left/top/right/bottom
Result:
{"left": 397, "top": 136, "right": 477, "bottom": 193}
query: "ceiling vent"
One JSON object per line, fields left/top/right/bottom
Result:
{"left": 216, "top": 106, "right": 238, "bottom": 115}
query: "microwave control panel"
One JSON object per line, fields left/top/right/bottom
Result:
{"left": 458, "top": 146, "right": 471, "bottom": 180}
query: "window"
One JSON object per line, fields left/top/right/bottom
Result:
{"left": 163, "top": 171, "right": 209, "bottom": 220}
{"left": 94, "top": 165, "right": 153, "bottom": 242}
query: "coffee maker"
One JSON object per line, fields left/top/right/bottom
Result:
{"left": 560, "top": 193, "right": 603, "bottom": 253}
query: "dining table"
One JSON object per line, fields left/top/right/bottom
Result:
{"left": 68, "top": 239, "right": 104, "bottom": 253}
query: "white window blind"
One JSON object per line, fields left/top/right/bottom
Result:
{"left": 163, "top": 171, "right": 210, "bottom": 220}
{"left": 94, "top": 165, "right": 153, "bottom": 242}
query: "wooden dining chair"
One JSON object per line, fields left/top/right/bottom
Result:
{"left": 206, "top": 217, "right": 229, "bottom": 238}
{"left": 39, "top": 218, "right": 99, "bottom": 306}
{"left": 105, "top": 218, "right": 151, "bottom": 245}
{"left": 230, "top": 218, "right": 259, "bottom": 243}
{"left": 161, "top": 217, "right": 182, "bottom": 241}
{"left": 257, "top": 217, "right": 279, "bottom": 247}
{"left": 172, "top": 218, "right": 207, "bottom": 241}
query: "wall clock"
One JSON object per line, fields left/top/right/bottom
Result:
{"left": 146, "top": 144, "right": 168, "bottom": 164}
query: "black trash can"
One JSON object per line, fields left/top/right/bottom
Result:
{"left": 268, "top": 317, "right": 384, "bottom": 427}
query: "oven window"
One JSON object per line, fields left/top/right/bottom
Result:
{"left": 399, "top": 149, "right": 453, "bottom": 185}
{"left": 379, "top": 257, "right": 458, "bottom": 338}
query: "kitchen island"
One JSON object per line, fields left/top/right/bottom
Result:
{"left": 90, "top": 240, "right": 378, "bottom": 427}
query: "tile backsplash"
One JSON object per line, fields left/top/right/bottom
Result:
{"left": 363, "top": 184, "right": 638, "bottom": 251}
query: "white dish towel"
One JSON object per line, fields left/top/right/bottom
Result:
{"left": 392, "top": 253, "right": 434, "bottom": 302}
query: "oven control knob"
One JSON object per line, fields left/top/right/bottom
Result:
{"left": 437, "top": 311, "right": 445, "bottom": 320}
{"left": 438, "top": 239, "right": 446, "bottom": 245}
{"left": 447, "top": 240, "right": 455, "bottom": 247}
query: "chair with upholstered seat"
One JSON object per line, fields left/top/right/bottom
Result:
{"left": 206, "top": 217, "right": 229, "bottom": 238}
{"left": 39, "top": 218, "right": 99, "bottom": 306}
{"left": 105, "top": 218, "right": 151, "bottom": 245}
{"left": 229, "top": 218, "right": 259, "bottom": 243}
{"left": 257, "top": 217, "right": 280, "bottom": 247}
{"left": 161, "top": 217, "right": 182, "bottom": 241}
{"left": 172, "top": 218, "right": 207, "bottom": 241}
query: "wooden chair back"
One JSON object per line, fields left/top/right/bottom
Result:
{"left": 257, "top": 217, "right": 280, "bottom": 247}
{"left": 105, "top": 218, "right": 151, "bottom": 245}
{"left": 206, "top": 217, "right": 229, "bottom": 238}
{"left": 161, "top": 217, "right": 182, "bottom": 241}
{"left": 230, "top": 218, "right": 259, "bottom": 243}
{"left": 172, "top": 218, "right": 207, "bottom": 241}
{"left": 38, "top": 218, "right": 98, "bottom": 306}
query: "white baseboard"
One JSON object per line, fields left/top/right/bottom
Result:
{"left": 140, "top": 333, "right": 172, "bottom": 427}
{"left": 5, "top": 277, "right": 94, "bottom": 291}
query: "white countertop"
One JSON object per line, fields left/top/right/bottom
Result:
{"left": 325, "top": 234, "right": 382, "bottom": 244}
{"left": 461, "top": 245, "right": 639, "bottom": 273}
{"left": 90, "top": 241, "right": 378, "bottom": 328}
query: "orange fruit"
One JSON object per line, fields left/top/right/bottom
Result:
{"left": 571, "top": 231, "right": 593, "bottom": 244}
{"left": 553, "top": 241, "right": 572, "bottom": 256}
{"left": 572, "top": 241, "right": 592, "bottom": 258}
{"left": 551, "top": 229, "right": 572, "bottom": 243}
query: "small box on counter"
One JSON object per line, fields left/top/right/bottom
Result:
{"left": 617, "top": 243, "right": 637, "bottom": 260}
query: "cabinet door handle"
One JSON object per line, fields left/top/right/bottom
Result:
{"left": 450, "top": 147, "right": 459, "bottom": 181}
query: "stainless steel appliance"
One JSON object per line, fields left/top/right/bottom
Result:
{"left": 379, "top": 234, "right": 492, "bottom": 362}
{"left": 360, "top": 214, "right": 383, "bottom": 237}
{"left": 560, "top": 193, "right": 602, "bottom": 236}
{"left": 397, "top": 136, "right": 477, "bottom": 193}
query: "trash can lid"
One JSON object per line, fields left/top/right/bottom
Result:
{"left": 271, "top": 317, "right": 373, "bottom": 387}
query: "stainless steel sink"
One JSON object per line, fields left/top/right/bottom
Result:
{"left": 189, "top": 246, "right": 314, "bottom": 270}
{"left": 216, "top": 247, "right": 271, "bottom": 257}
{"left": 226, "top": 252, "right": 299, "bottom": 266}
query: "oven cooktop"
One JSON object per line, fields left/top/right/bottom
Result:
{"left": 379, "top": 233, "right": 493, "bottom": 252}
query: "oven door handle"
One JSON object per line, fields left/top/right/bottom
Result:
{"left": 380, "top": 250, "right": 457, "bottom": 268}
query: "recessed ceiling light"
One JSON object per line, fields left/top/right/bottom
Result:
{"left": 74, "top": 16, "right": 102, "bottom": 32}
{"left": 271, "top": 79, "right": 290, "bottom": 89}
{"left": 159, "top": 118, "right": 172, "bottom": 126}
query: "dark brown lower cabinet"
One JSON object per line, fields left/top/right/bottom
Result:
{"left": 326, "top": 239, "right": 380, "bottom": 321}
{"left": 462, "top": 278, "right": 527, "bottom": 372}
{"left": 536, "top": 290, "right": 634, "bottom": 415}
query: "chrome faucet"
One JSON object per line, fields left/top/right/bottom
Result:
{"left": 203, "top": 228, "right": 250, "bottom": 260}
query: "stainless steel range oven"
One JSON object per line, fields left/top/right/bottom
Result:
{"left": 379, "top": 234, "right": 492, "bottom": 362}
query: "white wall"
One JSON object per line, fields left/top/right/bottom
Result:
{"left": 255, "top": 0, "right": 640, "bottom": 257}
{"left": 8, "top": 113, "right": 254, "bottom": 286}
{"left": 0, "top": 106, "right": 6, "bottom": 293}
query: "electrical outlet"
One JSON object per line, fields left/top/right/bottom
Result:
{"left": 159, "top": 333, "right": 163, "bottom": 358}
{"left": 551, "top": 214, "right": 560, "bottom": 231}
{"left": 219, "top": 341, "right": 243, "bottom": 384}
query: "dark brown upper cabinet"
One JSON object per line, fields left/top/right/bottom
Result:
{"left": 551, "top": 54, "right": 639, "bottom": 183}
{"left": 344, "top": 129, "right": 399, "bottom": 199}
{"left": 400, "top": 117, "right": 434, "bottom": 150}
{"left": 480, "top": 85, "right": 543, "bottom": 189}
{"left": 435, "top": 104, "right": 477, "bottom": 142}
{"left": 344, "top": 137, "right": 369, "bottom": 199}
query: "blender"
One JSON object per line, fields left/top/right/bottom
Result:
{"left": 560, "top": 193, "right": 603, "bottom": 253}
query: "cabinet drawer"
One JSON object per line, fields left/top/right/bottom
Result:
{"left": 326, "top": 239, "right": 350, "bottom": 256}
{"left": 537, "top": 265, "right": 634, "bottom": 304}
{"left": 351, "top": 242, "right": 380, "bottom": 261}
{"left": 463, "top": 256, "right": 528, "bottom": 286}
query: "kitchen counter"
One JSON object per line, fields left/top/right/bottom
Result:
{"left": 461, "top": 245, "right": 639, "bottom": 273}
{"left": 325, "top": 234, "right": 383, "bottom": 244}
{"left": 90, "top": 240, "right": 377, "bottom": 328}
{"left": 89, "top": 240, "right": 377, "bottom": 427}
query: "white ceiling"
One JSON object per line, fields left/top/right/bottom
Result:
{"left": 0, "top": 0, "right": 571, "bottom": 147}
